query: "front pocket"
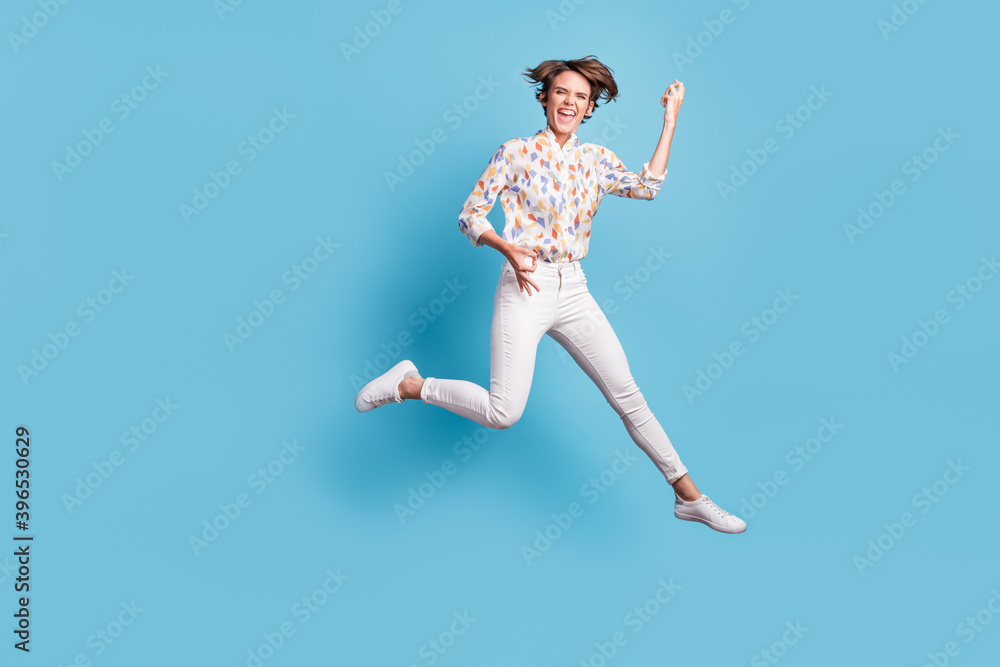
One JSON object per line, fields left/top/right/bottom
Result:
{"left": 500, "top": 264, "right": 516, "bottom": 287}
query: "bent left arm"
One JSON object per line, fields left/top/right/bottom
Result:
{"left": 600, "top": 80, "right": 685, "bottom": 199}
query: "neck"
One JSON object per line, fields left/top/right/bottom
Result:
{"left": 548, "top": 124, "right": 572, "bottom": 149}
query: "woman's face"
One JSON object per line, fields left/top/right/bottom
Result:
{"left": 540, "top": 70, "right": 595, "bottom": 138}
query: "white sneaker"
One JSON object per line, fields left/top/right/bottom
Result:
{"left": 674, "top": 494, "right": 747, "bottom": 534}
{"left": 354, "top": 360, "right": 421, "bottom": 412}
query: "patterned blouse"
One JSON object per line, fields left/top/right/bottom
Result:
{"left": 457, "top": 125, "right": 665, "bottom": 263}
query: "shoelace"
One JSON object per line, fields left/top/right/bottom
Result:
{"left": 701, "top": 496, "right": 733, "bottom": 519}
{"left": 369, "top": 391, "right": 398, "bottom": 407}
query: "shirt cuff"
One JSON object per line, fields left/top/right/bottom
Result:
{"left": 464, "top": 220, "right": 493, "bottom": 247}
{"left": 640, "top": 162, "right": 667, "bottom": 189}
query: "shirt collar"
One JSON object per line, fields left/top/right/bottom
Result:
{"left": 537, "top": 125, "right": 579, "bottom": 152}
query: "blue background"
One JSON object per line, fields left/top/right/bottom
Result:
{"left": 2, "top": 0, "right": 998, "bottom": 665}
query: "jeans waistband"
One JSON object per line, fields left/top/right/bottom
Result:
{"left": 501, "top": 257, "right": 583, "bottom": 275}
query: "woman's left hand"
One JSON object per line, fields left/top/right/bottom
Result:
{"left": 661, "top": 80, "right": 684, "bottom": 126}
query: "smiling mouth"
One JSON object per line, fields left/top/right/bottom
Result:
{"left": 557, "top": 109, "right": 576, "bottom": 122}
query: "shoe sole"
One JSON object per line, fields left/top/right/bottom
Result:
{"left": 674, "top": 509, "right": 747, "bottom": 534}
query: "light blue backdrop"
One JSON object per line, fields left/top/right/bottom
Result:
{"left": 2, "top": 0, "right": 998, "bottom": 665}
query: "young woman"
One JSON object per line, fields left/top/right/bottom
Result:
{"left": 356, "top": 56, "right": 745, "bottom": 534}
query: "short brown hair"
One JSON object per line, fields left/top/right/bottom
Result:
{"left": 522, "top": 55, "right": 619, "bottom": 125}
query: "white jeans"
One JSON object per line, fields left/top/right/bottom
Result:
{"left": 419, "top": 257, "right": 688, "bottom": 484}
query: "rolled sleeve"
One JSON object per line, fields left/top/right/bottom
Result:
{"left": 599, "top": 149, "right": 666, "bottom": 200}
{"left": 640, "top": 161, "right": 667, "bottom": 189}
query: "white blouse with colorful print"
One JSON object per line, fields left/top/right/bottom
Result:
{"left": 457, "top": 125, "right": 666, "bottom": 263}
